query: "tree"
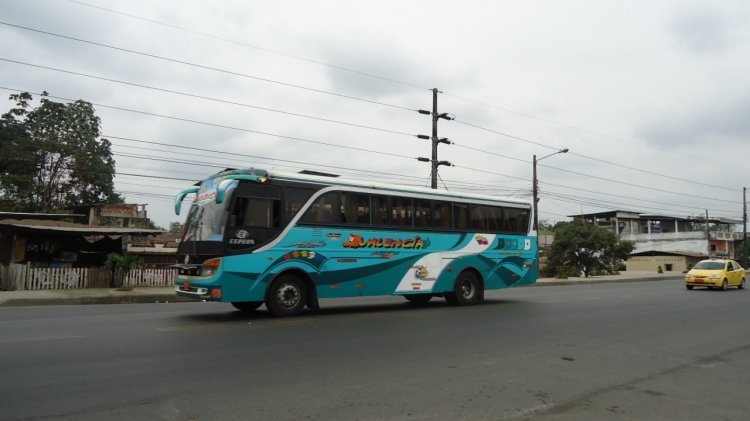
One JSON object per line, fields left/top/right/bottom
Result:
{"left": 105, "top": 252, "right": 139, "bottom": 289}
{"left": 0, "top": 91, "right": 122, "bottom": 212}
{"left": 546, "top": 220, "right": 635, "bottom": 277}
{"left": 168, "top": 222, "right": 184, "bottom": 238}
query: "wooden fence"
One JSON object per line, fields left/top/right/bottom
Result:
{"left": 124, "top": 268, "right": 177, "bottom": 287}
{"left": 0, "top": 264, "right": 177, "bottom": 290}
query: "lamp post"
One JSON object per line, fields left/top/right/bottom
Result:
{"left": 533, "top": 148, "right": 569, "bottom": 232}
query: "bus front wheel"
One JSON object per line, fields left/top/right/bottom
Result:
{"left": 445, "top": 271, "right": 482, "bottom": 306}
{"left": 266, "top": 273, "right": 308, "bottom": 317}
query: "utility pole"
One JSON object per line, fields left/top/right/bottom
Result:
{"left": 532, "top": 148, "right": 569, "bottom": 231}
{"left": 533, "top": 154, "right": 538, "bottom": 230}
{"left": 744, "top": 187, "right": 747, "bottom": 266}
{"left": 430, "top": 89, "right": 441, "bottom": 189}
{"left": 706, "top": 209, "right": 711, "bottom": 258}
{"left": 417, "top": 89, "right": 453, "bottom": 189}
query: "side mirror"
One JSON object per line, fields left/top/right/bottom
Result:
{"left": 175, "top": 187, "right": 199, "bottom": 215}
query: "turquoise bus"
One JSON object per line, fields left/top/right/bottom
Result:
{"left": 173, "top": 168, "right": 537, "bottom": 316}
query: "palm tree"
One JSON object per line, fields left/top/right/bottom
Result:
{"left": 105, "top": 253, "right": 139, "bottom": 288}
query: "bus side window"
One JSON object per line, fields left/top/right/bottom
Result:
{"left": 300, "top": 192, "right": 338, "bottom": 224}
{"left": 372, "top": 195, "right": 389, "bottom": 226}
{"left": 487, "top": 206, "right": 503, "bottom": 232}
{"left": 471, "top": 206, "right": 487, "bottom": 231}
{"left": 453, "top": 203, "right": 470, "bottom": 230}
{"left": 414, "top": 199, "right": 431, "bottom": 228}
{"left": 433, "top": 201, "right": 452, "bottom": 229}
{"left": 231, "top": 197, "right": 279, "bottom": 228}
{"left": 391, "top": 196, "right": 413, "bottom": 227}
{"left": 340, "top": 192, "right": 370, "bottom": 225}
{"left": 284, "top": 187, "right": 314, "bottom": 223}
{"left": 504, "top": 207, "right": 529, "bottom": 234}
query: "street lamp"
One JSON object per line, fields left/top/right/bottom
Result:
{"left": 533, "top": 148, "right": 569, "bottom": 232}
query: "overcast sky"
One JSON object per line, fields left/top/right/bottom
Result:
{"left": 2, "top": 0, "right": 749, "bottom": 229}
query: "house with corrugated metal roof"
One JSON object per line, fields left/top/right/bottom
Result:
{"left": 570, "top": 210, "right": 744, "bottom": 273}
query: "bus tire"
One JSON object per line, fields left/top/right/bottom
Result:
{"left": 446, "top": 270, "right": 482, "bottom": 306}
{"left": 231, "top": 301, "right": 263, "bottom": 312}
{"left": 266, "top": 273, "right": 308, "bottom": 317}
{"left": 404, "top": 294, "right": 433, "bottom": 304}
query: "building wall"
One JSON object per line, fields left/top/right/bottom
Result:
{"left": 626, "top": 256, "right": 689, "bottom": 272}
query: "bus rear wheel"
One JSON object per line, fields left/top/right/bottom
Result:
{"left": 231, "top": 301, "right": 263, "bottom": 312}
{"left": 266, "top": 273, "right": 308, "bottom": 317}
{"left": 445, "top": 271, "right": 482, "bottom": 306}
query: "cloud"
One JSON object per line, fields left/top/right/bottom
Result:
{"left": 634, "top": 92, "right": 750, "bottom": 147}
{"left": 667, "top": 5, "right": 745, "bottom": 54}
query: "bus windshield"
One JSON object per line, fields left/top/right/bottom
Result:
{"left": 181, "top": 178, "right": 237, "bottom": 243}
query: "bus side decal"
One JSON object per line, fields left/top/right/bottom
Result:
{"left": 395, "top": 234, "right": 497, "bottom": 293}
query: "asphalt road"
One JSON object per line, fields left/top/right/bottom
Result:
{"left": 1, "top": 279, "right": 748, "bottom": 420}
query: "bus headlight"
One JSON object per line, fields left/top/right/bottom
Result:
{"left": 201, "top": 258, "right": 222, "bottom": 277}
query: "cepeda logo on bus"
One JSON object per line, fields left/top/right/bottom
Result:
{"left": 342, "top": 234, "right": 428, "bottom": 249}
{"left": 229, "top": 229, "right": 255, "bottom": 245}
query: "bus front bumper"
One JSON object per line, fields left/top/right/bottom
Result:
{"left": 175, "top": 282, "right": 222, "bottom": 301}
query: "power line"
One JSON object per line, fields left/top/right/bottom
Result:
{"left": 68, "top": 0, "right": 432, "bottom": 92}
{"left": 110, "top": 144, "right": 527, "bottom": 194}
{"left": 0, "top": 58, "right": 415, "bottom": 138}
{"left": 541, "top": 183, "right": 738, "bottom": 215}
{"left": 453, "top": 119, "right": 738, "bottom": 191}
{"left": 19, "top": 56, "right": 733, "bottom": 198}
{"left": 52, "top": 3, "right": 750, "bottom": 176}
{"left": 0, "top": 87, "right": 417, "bottom": 161}
{"left": 4, "top": 86, "right": 740, "bottom": 209}
{"left": 0, "top": 21, "right": 416, "bottom": 112}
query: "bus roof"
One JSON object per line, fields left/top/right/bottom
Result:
{"left": 208, "top": 168, "right": 531, "bottom": 208}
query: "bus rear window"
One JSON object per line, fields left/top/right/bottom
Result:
{"left": 504, "top": 207, "right": 529, "bottom": 234}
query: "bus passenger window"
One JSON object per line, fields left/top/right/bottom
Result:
{"left": 300, "top": 192, "right": 338, "bottom": 224}
{"left": 285, "top": 188, "right": 314, "bottom": 222}
{"left": 433, "top": 201, "right": 452, "bottom": 229}
{"left": 487, "top": 206, "right": 503, "bottom": 232}
{"left": 372, "top": 195, "right": 389, "bottom": 226}
{"left": 391, "top": 197, "right": 413, "bottom": 227}
{"left": 414, "top": 199, "right": 431, "bottom": 228}
{"left": 341, "top": 192, "right": 370, "bottom": 225}
{"left": 453, "top": 203, "right": 470, "bottom": 230}
{"left": 471, "top": 206, "right": 487, "bottom": 230}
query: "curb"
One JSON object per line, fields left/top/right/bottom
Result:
{"left": 531, "top": 276, "right": 683, "bottom": 287}
{"left": 0, "top": 294, "right": 194, "bottom": 307}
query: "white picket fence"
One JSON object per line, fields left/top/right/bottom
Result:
{"left": 123, "top": 268, "right": 177, "bottom": 287}
{"left": 1, "top": 264, "right": 177, "bottom": 290}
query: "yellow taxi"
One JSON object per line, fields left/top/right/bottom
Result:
{"left": 685, "top": 259, "right": 746, "bottom": 290}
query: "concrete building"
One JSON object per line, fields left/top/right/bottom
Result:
{"left": 571, "top": 210, "right": 744, "bottom": 273}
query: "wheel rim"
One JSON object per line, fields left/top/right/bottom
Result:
{"left": 276, "top": 283, "right": 301, "bottom": 309}
{"left": 460, "top": 278, "right": 475, "bottom": 300}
